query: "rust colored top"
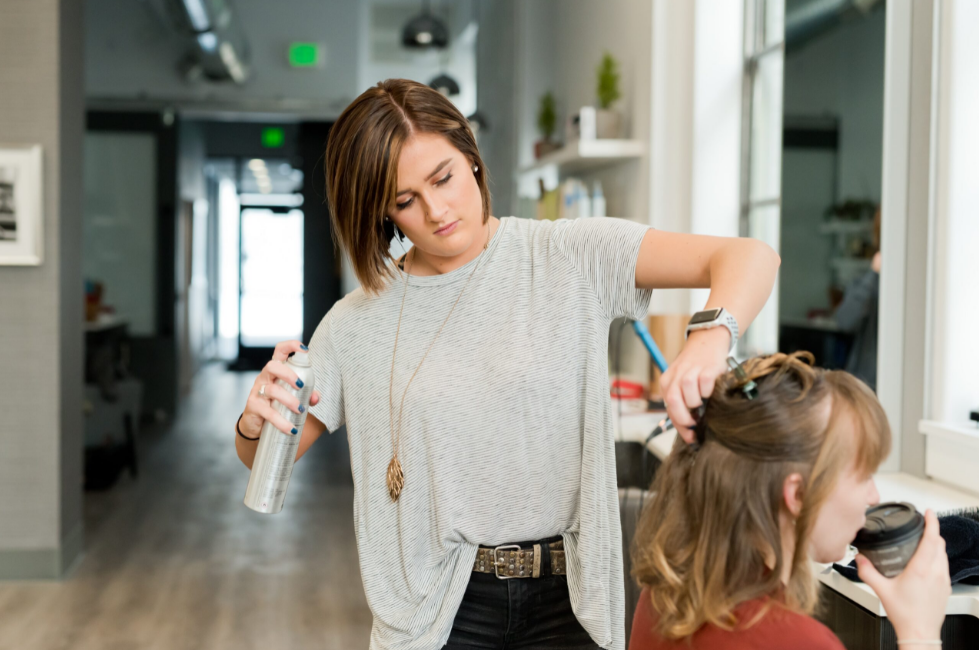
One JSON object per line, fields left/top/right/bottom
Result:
{"left": 630, "top": 588, "right": 846, "bottom": 650}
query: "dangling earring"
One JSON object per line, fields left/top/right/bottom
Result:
{"left": 384, "top": 217, "right": 404, "bottom": 243}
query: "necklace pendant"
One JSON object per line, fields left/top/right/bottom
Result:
{"left": 386, "top": 457, "right": 405, "bottom": 502}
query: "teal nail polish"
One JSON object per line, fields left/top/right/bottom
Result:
{"left": 296, "top": 379, "right": 304, "bottom": 388}
{"left": 298, "top": 405, "right": 305, "bottom": 413}
{"left": 291, "top": 427, "right": 298, "bottom": 435}
{"left": 300, "top": 344, "right": 308, "bottom": 350}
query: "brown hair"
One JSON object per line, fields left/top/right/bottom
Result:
{"left": 324, "top": 78, "right": 492, "bottom": 295}
{"left": 631, "top": 352, "right": 891, "bottom": 639}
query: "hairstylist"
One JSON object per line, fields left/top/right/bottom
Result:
{"left": 234, "top": 78, "right": 780, "bottom": 650}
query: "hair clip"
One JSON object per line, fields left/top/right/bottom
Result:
{"left": 727, "top": 357, "right": 758, "bottom": 400}
{"left": 688, "top": 360, "right": 757, "bottom": 452}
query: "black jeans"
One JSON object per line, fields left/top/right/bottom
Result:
{"left": 442, "top": 548, "right": 599, "bottom": 649}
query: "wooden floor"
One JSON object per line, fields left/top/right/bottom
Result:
{"left": 0, "top": 363, "right": 373, "bottom": 650}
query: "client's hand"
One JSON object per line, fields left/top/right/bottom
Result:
{"left": 856, "top": 509, "right": 950, "bottom": 646}
{"left": 659, "top": 327, "right": 730, "bottom": 444}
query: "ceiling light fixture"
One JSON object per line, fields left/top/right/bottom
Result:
{"left": 429, "top": 73, "right": 460, "bottom": 96}
{"left": 402, "top": 1, "right": 449, "bottom": 49}
{"left": 196, "top": 32, "right": 218, "bottom": 52}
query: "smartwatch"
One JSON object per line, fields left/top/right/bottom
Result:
{"left": 686, "top": 307, "right": 739, "bottom": 353}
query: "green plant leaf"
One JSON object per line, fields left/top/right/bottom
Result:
{"left": 537, "top": 91, "right": 557, "bottom": 141}
{"left": 596, "top": 52, "right": 621, "bottom": 109}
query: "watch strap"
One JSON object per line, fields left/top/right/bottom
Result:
{"left": 686, "top": 308, "right": 739, "bottom": 352}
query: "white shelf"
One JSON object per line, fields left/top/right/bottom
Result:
{"left": 921, "top": 420, "right": 979, "bottom": 447}
{"left": 819, "top": 219, "right": 874, "bottom": 235}
{"left": 921, "top": 420, "right": 979, "bottom": 494}
{"left": 516, "top": 139, "right": 645, "bottom": 175}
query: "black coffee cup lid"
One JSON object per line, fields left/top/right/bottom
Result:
{"left": 853, "top": 502, "right": 924, "bottom": 546}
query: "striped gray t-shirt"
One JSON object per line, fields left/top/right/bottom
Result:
{"left": 307, "top": 216, "right": 652, "bottom": 650}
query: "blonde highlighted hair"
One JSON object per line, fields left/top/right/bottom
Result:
{"left": 631, "top": 352, "right": 891, "bottom": 639}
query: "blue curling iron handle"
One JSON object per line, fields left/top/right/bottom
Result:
{"left": 632, "top": 320, "right": 668, "bottom": 374}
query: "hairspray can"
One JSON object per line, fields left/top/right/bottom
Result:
{"left": 243, "top": 351, "right": 315, "bottom": 514}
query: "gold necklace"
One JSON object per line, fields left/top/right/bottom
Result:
{"left": 387, "top": 222, "right": 494, "bottom": 502}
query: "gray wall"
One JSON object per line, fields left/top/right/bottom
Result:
{"left": 0, "top": 0, "right": 85, "bottom": 578}
{"left": 475, "top": 0, "right": 517, "bottom": 218}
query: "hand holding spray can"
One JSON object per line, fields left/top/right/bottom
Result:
{"left": 243, "top": 351, "right": 315, "bottom": 514}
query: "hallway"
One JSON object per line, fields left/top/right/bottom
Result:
{"left": 0, "top": 364, "right": 372, "bottom": 650}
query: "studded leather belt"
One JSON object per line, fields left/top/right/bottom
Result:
{"left": 472, "top": 539, "right": 566, "bottom": 579}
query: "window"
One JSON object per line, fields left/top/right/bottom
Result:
{"left": 739, "top": 0, "right": 785, "bottom": 356}
{"left": 919, "top": 0, "right": 979, "bottom": 492}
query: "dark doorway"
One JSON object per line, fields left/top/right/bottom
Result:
{"left": 209, "top": 120, "right": 341, "bottom": 371}
{"left": 85, "top": 111, "right": 179, "bottom": 418}
{"left": 299, "top": 122, "right": 342, "bottom": 347}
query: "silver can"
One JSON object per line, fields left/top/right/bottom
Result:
{"left": 243, "top": 351, "right": 316, "bottom": 514}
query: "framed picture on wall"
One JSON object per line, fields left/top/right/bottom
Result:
{"left": 0, "top": 144, "right": 43, "bottom": 265}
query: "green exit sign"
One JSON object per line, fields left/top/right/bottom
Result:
{"left": 261, "top": 127, "right": 285, "bottom": 148}
{"left": 289, "top": 43, "right": 321, "bottom": 68}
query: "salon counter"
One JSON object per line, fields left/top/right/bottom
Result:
{"left": 817, "top": 564, "right": 979, "bottom": 618}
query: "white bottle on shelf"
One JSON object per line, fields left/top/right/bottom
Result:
{"left": 592, "top": 181, "right": 606, "bottom": 218}
{"left": 562, "top": 178, "right": 592, "bottom": 219}
{"left": 561, "top": 179, "right": 574, "bottom": 220}
{"left": 578, "top": 180, "right": 592, "bottom": 219}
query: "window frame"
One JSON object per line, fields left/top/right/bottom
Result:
{"left": 917, "top": 0, "right": 979, "bottom": 492}
{"left": 738, "top": 0, "right": 785, "bottom": 357}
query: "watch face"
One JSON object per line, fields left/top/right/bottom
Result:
{"left": 690, "top": 308, "right": 723, "bottom": 325}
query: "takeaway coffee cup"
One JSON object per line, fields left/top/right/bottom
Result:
{"left": 851, "top": 502, "right": 925, "bottom": 578}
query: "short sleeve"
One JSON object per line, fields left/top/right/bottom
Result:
{"left": 306, "top": 310, "right": 345, "bottom": 432}
{"left": 550, "top": 217, "right": 653, "bottom": 320}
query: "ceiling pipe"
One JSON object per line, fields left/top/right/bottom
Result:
{"left": 165, "top": 0, "right": 251, "bottom": 83}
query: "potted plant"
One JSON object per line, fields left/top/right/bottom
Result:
{"left": 535, "top": 91, "right": 561, "bottom": 159}
{"left": 595, "top": 52, "right": 622, "bottom": 139}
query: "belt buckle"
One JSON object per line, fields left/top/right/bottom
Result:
{"left": 492, "top": 544, "right": 521, "bottom": 580}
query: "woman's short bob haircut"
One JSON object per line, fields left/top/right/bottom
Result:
{"left": 324, "top": 78, "right": 492, "bottom": 295}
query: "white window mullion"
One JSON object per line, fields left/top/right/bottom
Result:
{"left": 738, "top": 0, "right": 784, "bottom": 357}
